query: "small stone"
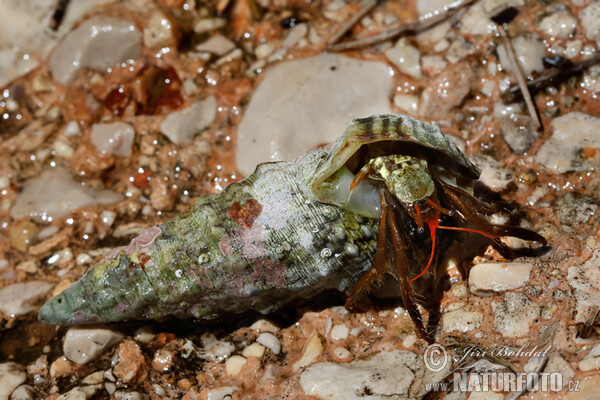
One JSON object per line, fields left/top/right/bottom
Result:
{"left": 160, "top": 96, "right": 217, "bottom": 146}
{"left": 293, "top": 332, "right": 323, "bottom": 371}
{"left": 419, "top": 62, "right": 474, "bottom": 120}
{"left": 250, "top": 319, "right": 279, "bottom": 333}
{"left": 195, "top": 35, "right": 236, "bottom": 56}
{"left": 114, "top": 392, "right": 148, "bottom": 400}
{"left": 9, "top": 220, "right": 38, "bottom": 252}
{"left": 492, "top": 292, "right": 540, "bottom": 338}
{"left": 10, "top": 384, "right": 35, "bottom": 400}
{"left": 81, "top": 371, "right": 104, "bottom": 385}
{"left": 133, "top": 327, "right": 155, "bottom": 344}
{"left": 469, "top": 262, "right": 533, "bottom": 296}
{"left": 64, "top": 121, "right": 80, "bottom": 137}
{"left": 200, "top": 387, "right": 236, "bottom": 400}
{"left": 300, "top": 349, "right": 449, "bottom": 399}
{"left": 90, "top": 122, "right": 135, "bottom": 157}
{"left": 332, "top": 347, "right": 351, "bottom": 360}
{"left": 282, "top": 23, "right": 308, "bottom": 48}
{"left": 497, "top": 35, "right": 546, "bottom": 77}
{"left": 537, "top": 112, "right": 600, "bottom": 173}
{"left": 225, "top": 355, "right": 247, "bottom": 376}
{"left": 54, "top": 141, "right": 74, "bottom": 159}
{"left": 330, "top": 324, "right": 349, "bottom": 341}
{"left": 581, "top": 1, "right": 600, "bottom": 44}
{"left": 544, "top": 353, "right": 575, "bottom": 382}
{"left": 113, "top": 340, "right": 147, "bottom": 384}
{"left": 56, "top": 385, "right": 101, "bottom": 400}
{"left": 49, "top": 356, "right": 76, "bottom": 378}
{"left": 193, "top": 18, "right": 226, "bottom": 33}
{"left": 0, "top": 363, "right": 26, "bottom": 400}
{"left": 441, "top": 305, "right": 483, "bottom": 333}
{"left": 471, "top": 154, "right": 512, "bottom": 191}
{"left": 459, "top": 3, "right": 495, "bottom": 35}
{"left": 393, "top": 94, "right": 418, "bottom": 113}
{"left": 421, "top": 55, "right": 447, "bottom": 76}
{"left": 540, "top": 9, "right": 577, "bottom": 39}
{"left": 16, "top": 260, "right": 37, "bottom": 274}
{"left": 0, "top": 281, "right": 52, "bottom": 317}
{"left": 200, "top": 336, "right": 235, "bottom": 362}
{"left": 63, "top": 327, "right": 123, "bottom": 364}
{"left": 11, "top": 166, "right": 122, "bottom": 223}
{"left": 566, "top": 40, "right": 583, "bottom": 59}
{"left": 255, "top": 43, "right": 273, "bottom": 59}
{"left": 385, "top": 38, "right": 421, "bottom": 79}
{"left": 143, "top": 10, "right": 178, "bottom": 49}
{"left": 242, "top": 343, "right": 265, "bottom": 358}
{"left": 256, "top": 333, "right": 281, "bottom": 355}
{"left": 152, "top": 350, "right": 174, "bottom": 372}
{"left": 500, "top": 115, "right": 538, "bottom": 154}
{"left": 554, "top": 192, "right": 598, "bottom": 227}
{"left": 49, "top": 16, "right": 142, "bottom": 85}
{"left": 579, "top": 344, "right": 600, "bottom": 371}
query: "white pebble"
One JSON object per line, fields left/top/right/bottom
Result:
{"left": 225, "top": 355, "right": 247, "bottom": 376}
{"left": 64, "top": 121, "right": 80, "bottom": 137}
{"left": 469, "top": 262, "right": 533, "bottom": 296}
{"left": 63, "top": 327, "right": 123, "bottom": 364}
{"left": 38, "top": 226, "right": 59, "bottom": 241}
{"left": 385, "top": 38, "right": 422, "bottom": 79}
{"left": 242, "top": 343, "right": 265, "bottom": 358}
{"left": 393, "top": 94, "right": 418, "bottom": 113}
{"left": 330, "top": 324, "right": 349, "bottom": 341}
{"left": 76, "top": 253, "right": 92, "bottom": 265}
{"left": 100, "top": 210, "right": 116, "bottom": 226}
{"left": 0, "top": 177, "right": 9, "bottom": 190}
{"left": 333, "top": 347, "right": 351, "bottom": 360}
{"left": 250, "top": 319, "right": 279, "bottom": 333}
{"left": 91, "top": 122, "right": 135, "bottom": 157}
{"left": 53, "top": 141, "right": 74, "bottom": 159}
{"left": 257, "top": 333, "right": 281, "bottom": 355}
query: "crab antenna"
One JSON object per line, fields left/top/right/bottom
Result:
{"left": 350, "top": 168, "right": 369, "bottom": 191}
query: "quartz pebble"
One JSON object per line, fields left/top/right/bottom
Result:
{"left": 225, "top": 356, "right": 246, "bottom": 376}
{"left": 63, "top": 327, "right": 123, "bottom": 364}
{"left": 49, "top": 16, "right": 141, "bottom": 85}
{"left": 469, "top": 262, "right": 533, "bottom": 296}
{"left": 540, "top": 10, "right": 577, "bottom": 39}
{"left": 11, "top": 167, "right": 122, "bottom": 222}
{"left": 56, "top": 384, "right": 101, "bottom": 400}
{"left": 0, "top": 281, "right": 52, "bottom": 317}
{"left": 241, "top": 343, "right": 265, "bottom": 358}
{"left": 300, "top": 349, "right": 450, "bottom": 399}
{"left": 236, "top": 54, "right": 393, "bottom": 175}
{"left": 419, "top": 62, "right": 474, "bottom": 120}
{"left": 384, "top": 38, "right": 422, "bottom": 79}
{"left": 10, "top": 384, "right": 35, "bottom": 400}
{"left": 537, "top": 112, "right": 600, "bottom": 173}
{"left": 579, "top": 344, "right": 600, "bottom": 371}
{"left": 459, "top": 3, "right": 495, "bottom": 35}
{"left": 492, "top": 292, "right": 540, "bottom": 338}
{"left": 143, "top": 10, "right": 177, "bottom": 49}
{"left": 0, "top": 363, "right": 26, "bottom": 400}
{"left": 256, "top": 333, "right": 281, "bottom": 355}
{"left": 472, "top": 154, "right": 512, "bottom": 191}
{"left": 544, "top": 353, "right": 575, "bottom": 382}
{"left": 330, "top": 324, "right": 349, "bottom": 341}
{"left": 580, "top": 1, "right": 600, "bottom": 44}
{"left": 441, "top": 305, "right": 483, "bottom": 333}
{"left": 249, "top": 319, "right": 279, "bottom": 333}
{"left": 332, "top": 347, "right": 351, "bottom": 360}
{"left": 497, "top": 35, "right": 546, "bottom": 77}
{"left": 160, "top": 96, "right": 217, "bottom": 146}
{"left": 293, "top": 332, "right": 323, "bottom": 371}
{"left": 195, "top": 35, "right": 236, "bottom": 56}
{"left": 201, "top": 336, "right": 235, "bottom": 362}
{"left": 500, "top": 115, "right": 538, "bottom": 154}
{"left": 90, "top": 122, "right": 135, "bottom": 157}
{"left": 393, "top": 94, "right": 418, "bottom": 113}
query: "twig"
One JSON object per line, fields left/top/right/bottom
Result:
{"left": 49, "top": 0, "right": 70, "bottom": 30}
{"left": 502, "top": 53, "right": 600, "bottom": 103}
{"left": 497, "top": 25, "right": 541, "bottom": 131}
{"left": 328, "top": 0, "right": 379, "bottom": 47}
{"left": 328, "top": 0, "right": 476, "bottom": 51}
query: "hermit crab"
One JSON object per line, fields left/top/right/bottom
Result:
{"left": 39, "top": 114, "right": 546, "bottom": 341}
